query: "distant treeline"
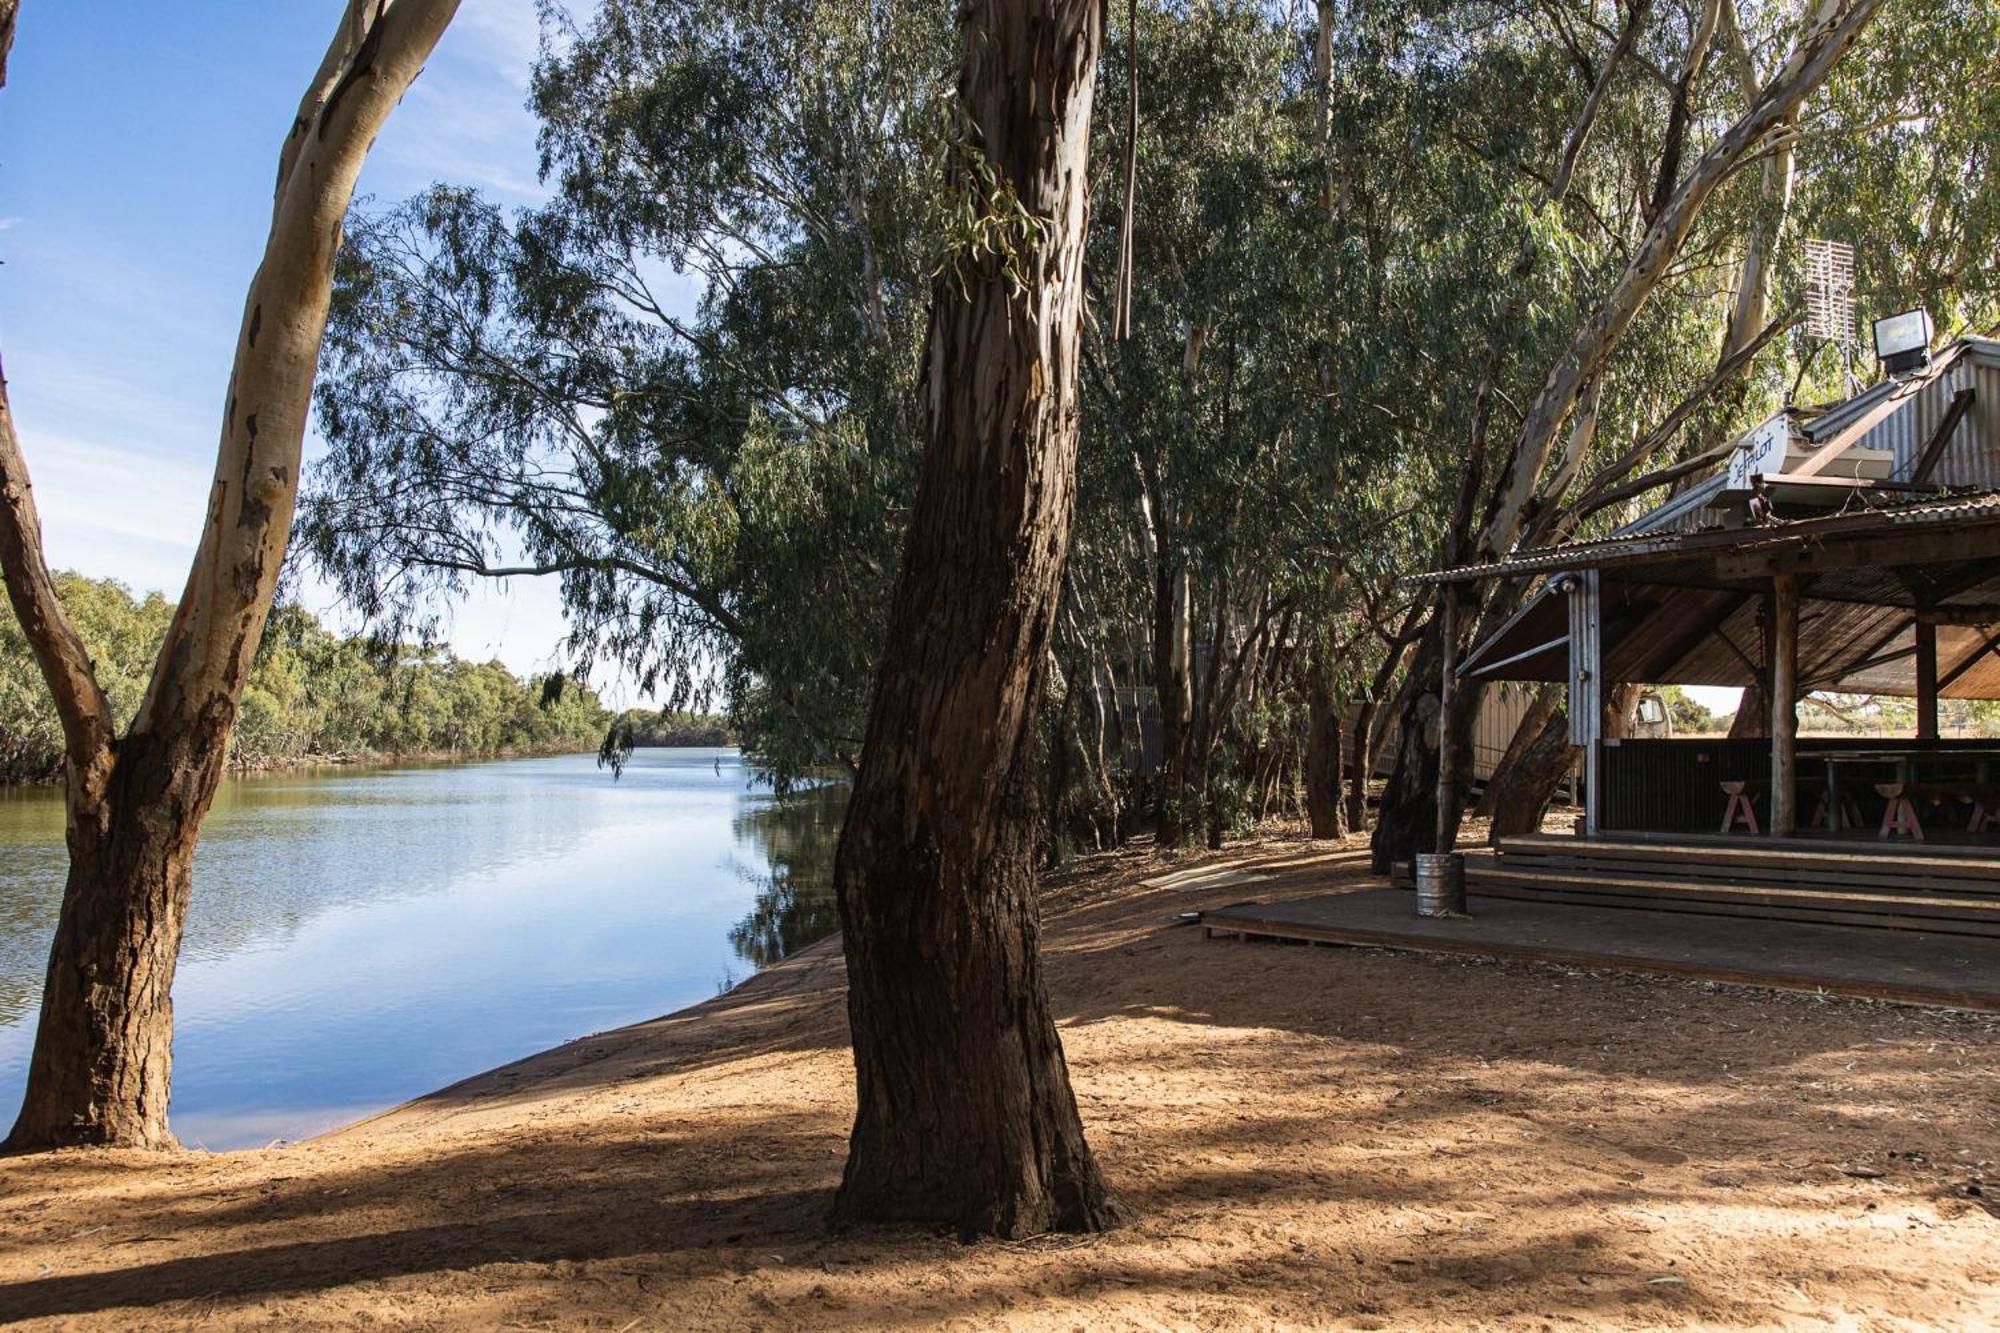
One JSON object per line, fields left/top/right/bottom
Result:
{"left": 611, "top": 709, "right": 736, "bottom": 748}
{"left": 0, "top": 574, "right": 608, "bottom": 783}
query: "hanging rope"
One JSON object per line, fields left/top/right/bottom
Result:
{"left": 1112, "top": 0, "right": 1139, "bottom": 341}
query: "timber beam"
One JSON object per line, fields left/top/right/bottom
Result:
{"left": 1716, "top": 523, "right": 2000, "bottom": 582}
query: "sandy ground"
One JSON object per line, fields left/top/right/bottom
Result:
{"left": 3, "top": 829, "right": 1999, "bottom": 1330}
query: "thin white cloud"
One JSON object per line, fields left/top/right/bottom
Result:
{"left": 369, "top": 0, "right": 552, "bottom": 202}
{"left": 20, "top": 432, "right": 208, "bottom": 592}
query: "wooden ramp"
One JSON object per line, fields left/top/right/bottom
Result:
{"left": 1201, "top": 889, "right": 2000, "bottom": 1012}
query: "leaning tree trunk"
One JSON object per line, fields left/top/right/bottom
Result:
{"left": 1729, "top": 681, "right": 1771, "bottom": 739}
{"left": 1486, "top": 701, "right": 1575, "bottom": 838}
{"left": 1487, "top": 684, "right": 1640, "bottom": 838}
{"left": 1474, "top": 685, "right": 1562, "bottom": 818}
{"left": 829, "top": 0, "right": 1120, "bottom": 1240}
{"left": 2, "top": 0, "right": 461, "bottom": 1153}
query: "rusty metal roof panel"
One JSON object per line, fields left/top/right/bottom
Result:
{"left": 1417, "top": 490, "right": 2000, "bottom": 585}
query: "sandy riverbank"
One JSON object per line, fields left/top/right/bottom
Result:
{"left": 3, "top": 829, "right": 1998, "bottom": 1329}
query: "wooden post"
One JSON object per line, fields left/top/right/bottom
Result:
{"left": 1915, "top": 619, "right": 1939, "bottom": 740}
{"left": 1770, "top": 573, "right": 1799, "bottom": 836}
{"left": 1566, "top": 570, "right": 1603, "bottom": 836}
{"left": 1435, "top": 582, "right": 1459, "bottom": 853}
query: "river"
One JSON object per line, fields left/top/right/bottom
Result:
{"left": 0, "top": 749, "right": 843, "bottom": 1149}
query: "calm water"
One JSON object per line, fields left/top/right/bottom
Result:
{"left": 0, "top": 749, "right": 842, "bottom": 1149}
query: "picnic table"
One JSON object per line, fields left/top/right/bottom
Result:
{"left": 1797, "top": 746, "right": 2000, "bottom": 840}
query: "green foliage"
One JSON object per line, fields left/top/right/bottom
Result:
{"left": 297, "top": 0, "right": 2000, "bottom": 845}
{"left": 1655, "top": 685, "right": 1719, "bottom": 736}
{"left": 0, "top": 575, "right": 607, "bottom": 783}
{"left": 612, "top": 708, "right": 734, "bottom": 748}
{"left": 0, "top": 574, "right": 173, "bottom": 781}
{"left": 305, "top": 0, "right": 952, "bottom": 786}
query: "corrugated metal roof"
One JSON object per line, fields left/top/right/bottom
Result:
{"left": 1420, "top": 489, "right": 2000, "bottom": 585}
{"left": 1498, "top": 337, "right": 2000, "bottom": 573}
{"left": 1612, "top": 471, "right": 1729, "bottom": 536}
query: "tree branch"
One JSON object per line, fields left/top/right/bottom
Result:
{"left": 0, "top": 360, "right": 118, "bottom": 795}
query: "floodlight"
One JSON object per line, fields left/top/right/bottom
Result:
{"left": 1872, "top": 308, "right": 1933, "bottom": 374}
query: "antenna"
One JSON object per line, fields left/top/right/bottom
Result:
{"left": 1803, "top": 239, "right": 1856, "bottom": 344}
{"left": 1802, "top": 238, "right": 1860, "bottom": 393}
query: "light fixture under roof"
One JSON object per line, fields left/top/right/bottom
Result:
{"left": 1872, "top": 308, "right": 1933, "bottom": 375}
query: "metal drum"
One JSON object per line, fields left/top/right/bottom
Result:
{"left": 1413, "top": 852, "right": 1467, "bottom": 918}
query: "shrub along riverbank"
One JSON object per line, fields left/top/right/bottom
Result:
{"left": 0, "top": 573, "right": 610, "bottom": 783}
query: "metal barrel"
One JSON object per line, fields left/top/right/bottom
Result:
{"left": 1413, "top": 852, "right": 1467, "bottom": 917}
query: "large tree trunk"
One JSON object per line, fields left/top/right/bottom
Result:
{"left": 1729, "top": 682, "right": 1771, "bottom": 739}
{"left": 1, "top": 0, "right": 461, "bottom": 1153}
{"left": 1346, "top": 696, "right": 1376, "bottom": 832}
{"left": 829, "top": 0, "right": 1119, "bottom": 1240}
{"left": 1486, "top": 702, "right": 1575, "bottom": 838}
{"left": 1485, "top": 684, "right": 1639, "bottom": 839}
{"left": 1474, "top": 685, "right": 1562, "bottom": 819}
{"left": 1371, "top": 625, "right": 1466, "bottom": 871}
{"left": 1304, "top": 666, "right": 1347, "bottom": 839}
{"left": 5, "top": 733, "right": 215, "bottom": 1148}
{"left": 1151, "top": 560, "right": 1193, "bottom": 846}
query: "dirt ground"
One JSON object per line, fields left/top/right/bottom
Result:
{"left": 3, "top": 830, "right": 1999, "bottom": 1330}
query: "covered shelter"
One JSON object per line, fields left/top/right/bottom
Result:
{"left": 1431, "top": 336, "right": 2000, "bottom": 845}
{"left": 1199, "top": 336, "right": 2000, "bottom": 1009}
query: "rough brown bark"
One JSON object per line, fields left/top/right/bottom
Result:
{"left": 1474, "top": 685, "right": 1562, "bottom": 819}
{"left": 1346, "top": 696, "right": 1375, "bottom": 832}
{"left": 1730, "top": 681, "right": 1770, "bottom": 739}
{"left": 1152, "top": 560, "right": 1192, "bottom": 846}
{"left": 1372, "top": 621, "right": 1473, "bottom": 872}
{"left": 1486, "top": 702, "right": 1575, "bottom": 839}
{"left": 2, "top": 0, "right": 461, "bottom": 1154}
{"left": 1305, "top": 668, "right": 1347, "bottom": 840}
{"left": 829, "top": 0, "right": 1121, "bottom": 1240}
{"left": 1487, "top": 684, "right": 1641, "bottom": 838}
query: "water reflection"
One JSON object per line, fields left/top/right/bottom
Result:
{"left": 0, "top": 750, "right": 846, "bottom": 1147}
{"left": 728, "top": 782, "right": 845, "bottom": 968}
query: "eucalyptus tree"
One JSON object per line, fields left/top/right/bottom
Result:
{"left": 1371, "top": 0, "right": 1890, "bottom": 868}
{"left": 1078, "top": 2, "right": 1312, "bottom": 846}
{"left": 1068, "top": 0, "right": 1461, "bottom": 847}
{"left": 305, "top": 0, "right": 953, "bottom": 785}
{"left": 829, "top": 0, "right": 1123, "bottom": 1239}
{"left": 0, "top": 0, "right": 461, "bottom": 1152}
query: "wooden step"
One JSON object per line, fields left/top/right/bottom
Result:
{"left": 1466, "top": 864, "right": 2000, "bottom": 924}
{"left": 1470, "top": 850, "right": 2000, "bottom": 901}
{"left": 1469, "top": 882, "right": 2000, "bottom": 939}
{"left": 1498, "top": 833, "right": 2000, "bottom": 881}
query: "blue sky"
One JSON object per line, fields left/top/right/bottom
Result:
{"left": 0, "top": 2, "right": 606, "bottom": 693}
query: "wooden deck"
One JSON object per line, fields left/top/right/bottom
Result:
{"left": 1200, "top": 888, "right": 2000, "bottom": 1011}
